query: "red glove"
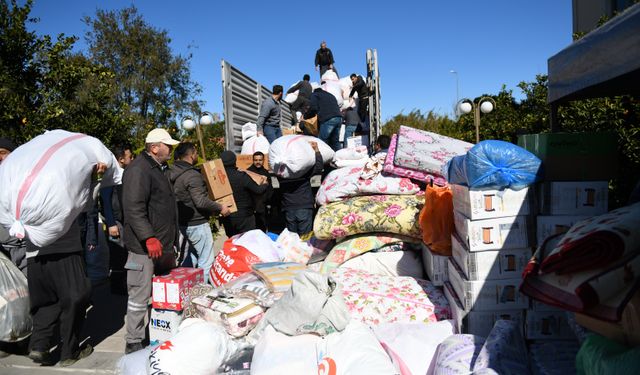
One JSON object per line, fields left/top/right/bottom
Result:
{"left": 146, "top": 237, "right": 163, "bottom": 259}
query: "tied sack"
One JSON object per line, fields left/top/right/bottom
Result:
{"left": 241, "top": 135, "right": 270, "bottom": 155}
{"left": 268, "top": 135, "right": 334, "bottom": 179}
{"left": 420, "top": 185, "right": 455, "bottom": 256}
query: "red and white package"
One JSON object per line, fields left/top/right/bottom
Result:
{"left": 152, "top": 267, "right": 204, "bottom": 311}
{"left": 210, "top": 239, "right": 263, "bottom": 287}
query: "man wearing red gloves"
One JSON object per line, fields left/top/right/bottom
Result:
{"left": 122, "top": 128, "right": 180, "bottom": 354}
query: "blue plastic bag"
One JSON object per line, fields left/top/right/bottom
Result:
{"left": 445, "top": 140, "right": 542, "bottom": 190}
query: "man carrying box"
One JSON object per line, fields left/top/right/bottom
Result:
{"left": 122, "top": 128, "right": 180, "bottom": 354}
{"left": 169, "top": 142, "right": 231, "bottom": 283}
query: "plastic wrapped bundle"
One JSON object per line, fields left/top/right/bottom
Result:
{"left": 0, "top": 253, "right": 32, "bottom": 342}
{"left": 444, "top": 140, "right": 542, "bottom": 190}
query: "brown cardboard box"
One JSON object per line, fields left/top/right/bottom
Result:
{"left": 236, "top": 154, "right": 270, "bottom": 171}
{"left": 201, "top": 159, "right": 233, "bottom": 199}
{"left": 244, "top": 170, "right": 268, "bottom": 185}
{"left": 282, "top": 127, "right": 297, "bottom": 136}
{"left": 215, "top": 194, "right": 237, "bottom": 214}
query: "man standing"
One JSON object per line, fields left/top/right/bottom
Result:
{"left": 307, "top": 87, "right": 343, "bottom": 151}
{"left": 349, "top": 74, "right": 370, "bottom": 123}
{"left": 170, "top": 142, "right": 231, "bottom": 283}
{"left": 315, "top": 41, "right": 336, "bottom": 78}
{"left": 100, "top": 144, "right": 134, "bottom": 294}
{"left": 286, "top": 74, "right": 312, "bottom": 125}
{"left": 122, "top": 128, "right": 179, "bottom": 354}
{"left": 247, "top": 151, "right": 272, "bottom": 232}
{"left": 219, "top": 151, "right": 267, "bottom": 237}
{"left": 256, "top": 85, "right": 283, "bottom": 144}
{"left": 279, "top": 142, "right": 323, "bottom": 237}
{"left": 0, "top": 138, "right": 27, "bottom": 276}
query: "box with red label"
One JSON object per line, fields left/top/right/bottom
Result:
{"left": 152, "top": 267, "right": 204, "bottom": 311}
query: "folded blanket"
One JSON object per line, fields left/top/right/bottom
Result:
{"left": 540, "top": 202, "right": 640, "bottom": 274}
{"left": 383, "top": 134, "right": 448, "bottom": 185}
{"left": 313, "top": 194, "right": 424, "bottom": 240}
{"left": 320, "top": 233, "right": 420, "bottom": 274}
{"left": 394, "top": 125, "right": 472, "bottom": 176}
{"left": 472, "top": 320, "right": 529, "bottom": 375}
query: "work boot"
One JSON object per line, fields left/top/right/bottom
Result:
{"left": 28, "top": 350, "right": 56, "bottom": 366}
{"left": 124, "top": 342, "right": 144, "bottom": 355}
{"left": 58, "top": 344, "right": 93, "bottom": 367}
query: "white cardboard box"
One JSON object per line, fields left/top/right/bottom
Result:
{"left": 451, "top": 184, "right": 531, "bottom": 220}
{"left": 448, "top": 258, "right": 529, "bottom": 311}
{"left": 444, "top": 281, "right": 524, "bottom": 337}
{"left": 536, "top": 215, "right": 590, "bottom": 246}
{"left": 453, "top": 211, "right": 531, "bottom": 251}
{"left": 421, "top": 244, "right": 449, "bottom": 286}
{"left": 525, "top": 310, "right": 574, "bottom": 340}
{"left": 539, "top": 181, "right": 608, "bottom": 216}
{"left": 346, "top": 135, "right": 369, "bottom": 149}
{"left": 451, "top": 233, "right": 531, "bottom": 281}
{"left": 149, "top": 308, "right": 183, "bottom": 345}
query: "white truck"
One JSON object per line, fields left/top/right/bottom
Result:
{"left": 220, "top": 49, "right": 381, "bottom": 153}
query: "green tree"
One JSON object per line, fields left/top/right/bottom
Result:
{"left": 83, "top": 6, "right": 202, "bottom": 144}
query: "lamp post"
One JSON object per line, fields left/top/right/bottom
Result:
{"left": 181, "top": 111, "right": 216, "bottom": 160}
{"left": 449, "top": 70, "right": 459, "bottom": 117}
{"left": 457, "top": 97, "right": 496, "bottom": 143}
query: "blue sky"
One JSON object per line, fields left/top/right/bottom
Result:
{"left": 28, "top": 0, "right": 573, "bottom": 121}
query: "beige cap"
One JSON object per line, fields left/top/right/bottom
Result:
{"left": 145, "top": 128, "right": 179, "bottom": 145}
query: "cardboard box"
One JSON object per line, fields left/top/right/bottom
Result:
{"left": 539, "top": 181, "right": 608, "bottom": 216}
{"left": 152, "top": 267, "right": 204, "bottom": 311}
{"left": 525, "top": 310, "right": 574, "bottom": 340}
{"left": 282, "top": 126, "right": 297, "bottom": 136}
{"left": 346, "top": 135, "right": 369, "bottom": 149}
{"left": 451, "top": 233, "right": 530, "bottom": 281}
{"left": 451, "top": 184, "right": 532, "bottom": 220}
{"left": 236, "top": 154, "right": 270, "bottom": 171}
{"left": 421, "top": 244, "right": 449, "bottom": 286}
{"left": 244, "top": 170, "right": 268, "bottom": 185}
{"left": 453, "top": 211, "right": 531, "bottom": 251}
{"left": 149, "top": 308, "right": 182, "bottom": 345}
{"left": 536, "top": 215, "right": 589, "bottom": 245}
{"left": 215, "top": 194, "right": 238, "bottom": 214}
{"left": 201, "top": 159, "right": 233, "bottom": 199}
{"left": 444, "top": 281, "right": 524, "bottom": 337}
{"left": 448, "top": 258, "right": 529, "bottom": 311}
{"left": 517, "top": 132, "right": 617, "bottom": 181}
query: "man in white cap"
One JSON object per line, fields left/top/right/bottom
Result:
{"left": 121, "top": 128, "right": 180, "bottom": 354}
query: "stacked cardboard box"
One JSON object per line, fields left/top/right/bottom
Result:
{"left": 445, "top": 184, "right": 532, "bottom": 336}
{"left": 150, "top": 267, "right": 204, "bottom": 345}
{"left": 201, "top": 159, "right": 238, "bottom": 214}
{"left": 421, "top": 244, "right": 449, "bottom": 286}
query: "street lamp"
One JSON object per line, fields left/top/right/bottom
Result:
{"left": 457, "top": 97, "right": 496, "bottom": 143}
{"left": 181, "top": 111, "right": 217, "bottom": 160}
{"left": 450, "top": 70, "right": 459, "bottom": 117}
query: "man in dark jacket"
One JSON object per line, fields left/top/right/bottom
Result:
{"left": 279, "top": 141, "right": 323, "bottom": 237}
{"left": 219, "top": 151, "right": 268, "bottom": 236}
{"left": 247, "top": 151, "right": 272, "bottom": 232}
{"left": 286, "top": 74, "right": 312, "bottom": 125}
{"left": 349, "top": 74, "right": 370, "bottom": 123}
{"left": 122, "top": 128, "right": 179, "bottom": 354}
{"left": 315, "top": 41, "right": 337, "bottom": 78}
{"left": 307, "top": 87, "right": 343, "bottom": 151}
{"left": 170, "top": 142, "right": 231, "bottom": 283}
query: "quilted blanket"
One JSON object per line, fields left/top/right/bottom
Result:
{"left": 383, "top": 134, "right": 447, "bottom": 184}
{"left": 394, "top": 126, "right": 473, "bottom": 175}
{"left": 313, "top": 194, "right": 424, "bottom": 240}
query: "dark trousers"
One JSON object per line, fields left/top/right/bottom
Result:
{"left": 106, "top": 223, "right": 127, "bottom": 292}
{"left": 284, "top": 208, "right": 314, "bottom": 236}
{"left": 358, "top": 97, "right": 369, "bottom": 123}
{"left": 290, "top": 96, "right": 310, "bottom": 124}
{"left": 255, "top": 210, "right": 268, "bottom": 232}
{"left": 221, "top": 214, "right": 256, "bottom": 237}
{"left": 27, "top": 252, "right": 91, "bottom": 360}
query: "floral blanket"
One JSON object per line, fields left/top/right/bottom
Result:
{"left": 383, "top": 134, "right": 448, "bottom": 185}
{"left": 316, "top": 164, "right": 420, "bottom": 205}
{"left": 394, "top": 125, "right": 473, "bottom": 177}
{"left": 313, "top": 194, "right": 424, "bottom": 240}
{"left": 331, "top": 268, "right": 446, "bottom": 325}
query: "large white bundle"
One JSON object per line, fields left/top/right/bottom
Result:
{"left": 0, "top": 253, "right": 31, "bottom": 342}
{"left": 0, "top": 130, "right": 122, "bottom": 247}
{"left": 310, "top": 82, "right": 321, "bottom": 91}
{"left": 268, "top": 135, "right": 334, "bottom": 179}
{"left": 241, "top": 136, "right": 270, "bottom": 155}
{"left": 284, "top": 91, "right": 298, "bottom": 104}
{"left": 321, "top": 70, "right": 339, "bottom": 81}
{"left": 322, "top": 80, "right": 345, "bottom": 108}
{"left": 242, "top": 122, "right": 257, "bottom": 141}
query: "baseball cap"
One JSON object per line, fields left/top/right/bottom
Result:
{"left": 145, "top": 128, "right": 179, "bottom": 146}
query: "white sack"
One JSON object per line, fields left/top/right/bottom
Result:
{"left": 339, "top": 250, "right": 424, "bottom": 278}
{"left": 284, "top": 91, "right": 298, "bottom": 104}
{"left": 0, "top": 252, "right": 31, "bottom": 342}
{"left": 333, "top": 146, "right": 369, "bottom": 163}
{"left": 322, "top": 80, "right": 345, "bottom": 108}
{"left": 0, "top": 129, "right": 122, "bottom": 247}
{"left": 241, "top": 136, "right": 270, "bottom": 155}
{"left": 268, "top": 135, "right": 334, "bottom": 179}
{"left": 242, "top": 122, "right": 257, "bottom": 141}
{"left": 115, "top": 346, "right": 153, "bottom": 375}
{"left": 232, "top": 229, "right": 283, "bottom": 262}
{"left": 321, "top": 70, "right": 339, "bottom": 82}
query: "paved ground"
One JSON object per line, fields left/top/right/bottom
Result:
{"left": 0, "top": 231, "right": 228, "bottom": 374}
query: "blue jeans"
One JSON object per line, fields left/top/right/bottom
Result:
{"left": 181, "top": 223, "right": 215, "bottom": 283}
{"left": 319, "top": 116, "right": 343, "bottom": 151}
{"left": 263, "top": 125, "right": 282, "bottom": 144}
{"left": 342, "top": 124, "right": 357, "bottom": 149}
{"left": 284, "top": 208, "right": 315, "bottom": 236}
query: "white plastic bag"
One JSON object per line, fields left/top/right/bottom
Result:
{"left": 0, "top": 252, "right": 31, "bottom": 342}
{"left": 241, "top": 136, "right": 270, "bottom": 155}
{"left": 115, "top": 346, "right": 153, "bottom": 375}
{"left": 242, "top": 122, "right": 257, "bottom": 141}
{"left": 277, "top": 229, "right": 314, "bottom": 264}
{"left": 0, "top": 129, "right": 122, "bottom": 247}
{"left": 268, "top": 135, "right": 334, "bottom": 179}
